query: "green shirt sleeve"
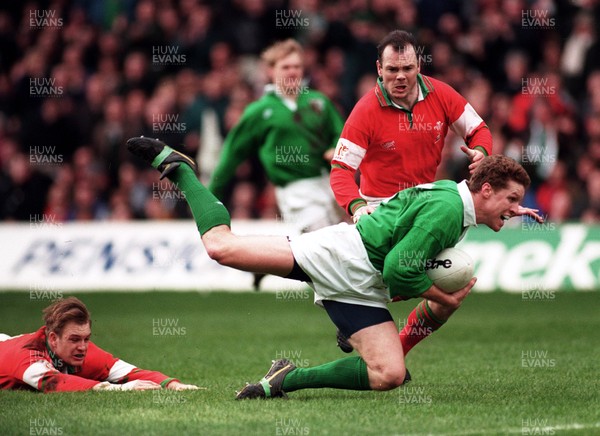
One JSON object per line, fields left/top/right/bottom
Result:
{"left": 208, "top": 104, "right": 262, "bottom": 199}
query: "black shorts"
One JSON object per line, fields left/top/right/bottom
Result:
{"left": 322, "top": 300, "right": 393, "bottom": 338}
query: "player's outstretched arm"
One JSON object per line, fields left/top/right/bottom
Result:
{"left": 166, "top": 381, "right": 202, "bottom": 391}
{"left": 93, "top": 380, "right": 161, "bottom": 391}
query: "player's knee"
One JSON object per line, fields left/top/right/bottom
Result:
{"left": 383, "top": 368, "right": 407, "bottom": 390}
{"left": 370, "top": 364, "right": 407, "bottom": 391}
{"left": 202, "top": 235, "right": 233, "bottom": 265}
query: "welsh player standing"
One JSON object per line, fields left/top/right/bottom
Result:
{"left": 331, "top": 30, "right": 492, "bottom": 219}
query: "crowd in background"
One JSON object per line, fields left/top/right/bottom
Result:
{"left": 1, "top": 0, "right": 600, "bottom": 224}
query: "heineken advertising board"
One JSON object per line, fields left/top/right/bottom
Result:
{"left": 459, "top": 224, "right": 600, "bottom": 292}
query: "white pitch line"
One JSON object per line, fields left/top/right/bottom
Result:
{"left": 400, "top": 421, "right": 600, "bottom": 436}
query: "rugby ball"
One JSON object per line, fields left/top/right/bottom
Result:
{"left": 425, "top": 248, "right": 474, "bottom": 293}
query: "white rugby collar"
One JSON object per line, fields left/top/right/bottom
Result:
{"left": 457, "top": 180, "right": 477, "bottom": 228}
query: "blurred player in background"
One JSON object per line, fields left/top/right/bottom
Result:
{"left": 209, "top": 39, "right": 345, "bottom": 233}
{"left": 127, "top": 136, "right": 542, "bottom": 399}
{"left": 0, "top": 297, "right": 198, "bottom": 392}
{"left": 331, "top": 30, "right": 493, "bottom": 221}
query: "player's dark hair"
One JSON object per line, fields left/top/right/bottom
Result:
{"left": 467, "top": 155, "right": 531, "bottom": 192}
{"left": 377, "top": 30, "right": 418, "bottom": 61}
{"left": 43, "top": 297, "right": 91, "bottom": 336}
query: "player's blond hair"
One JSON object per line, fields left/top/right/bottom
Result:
{"left": 261, "top": 39, "right": 303, "bottom": 67}
{"left": 43, "top": 297, "right": 91, "bottom": 336}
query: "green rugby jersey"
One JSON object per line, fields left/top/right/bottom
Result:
{"left": 356, "top": 180, "right": 472, "bottom": 299}
{"left": 209, "top": 88, "right": 344, "bottom": 198}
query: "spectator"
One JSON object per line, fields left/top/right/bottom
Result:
{"left": 0, "top": 1, "right": 598, "bottom": 223}
{"left": 0, "top": 152, "right": 51, "bottom": 221}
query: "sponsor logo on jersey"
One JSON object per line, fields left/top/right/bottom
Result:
{"left": 434, "top": 121, "right": 444, "bottom": 142}
{"left": 309, "top": 98, "right": 324, "bottom": 114}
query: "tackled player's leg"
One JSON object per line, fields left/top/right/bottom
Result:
{"left": 127, "top": 136, "right": 296, "bottom": 277}
{"left": 236, "top": 302, "right": 410, "bottom": 399}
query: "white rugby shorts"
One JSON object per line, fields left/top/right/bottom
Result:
{"left": 289, "top": 222, "right": 390, "bottom": 308}
{"left": 275, "top": 175, "right": 345, "bottom": 234}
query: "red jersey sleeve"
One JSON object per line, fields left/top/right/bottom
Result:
{"left": 435, "top": 79, "right": 493, "bottom": 156}
{"left": 81, "top": 342, "right": 176, "bottom": 388}
{"left": 19, "top": 357, "right": 100, "bottom": 392}
{"left": 330, "top": 97, "right": 372, "bottom": 214}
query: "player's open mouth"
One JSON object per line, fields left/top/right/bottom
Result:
{"left": 501, "top": 215, "right": 510, "bottom": 221}
{"left": 73, "top": 354, "right": 85, "bottom": 360}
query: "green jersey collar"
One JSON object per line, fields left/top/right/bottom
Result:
{"left": 375, "top": 74, "right": 432, "bottom": 109}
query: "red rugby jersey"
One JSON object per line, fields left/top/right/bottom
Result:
{"left": 0, "top": 327, "right": 175, "bottom": 392}
{"left": 331, "top": 74, "right": 492, "bottom": 214}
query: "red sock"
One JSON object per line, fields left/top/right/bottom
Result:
{"left": 400, "top": 300, "right": 445, "bottom": 355}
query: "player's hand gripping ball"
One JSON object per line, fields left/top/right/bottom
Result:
{"left": 425, "top": 248, "right": 474, "bottom": 293}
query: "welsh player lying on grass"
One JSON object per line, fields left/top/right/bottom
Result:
{"left": 0, "top": 297, "right": 199, "bottom": 392}
{"left": 127, "top": 137, "right": 543, "bottom": 398}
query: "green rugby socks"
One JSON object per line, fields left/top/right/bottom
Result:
{"left": 282, "top": 356, "right": 371, "bottom": 392}
{"left": 166, "top": 163, "right": 231, "bottom": 235}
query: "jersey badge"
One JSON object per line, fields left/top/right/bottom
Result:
{"left": 380, "top": 140, "right": 396, "bottom": 150}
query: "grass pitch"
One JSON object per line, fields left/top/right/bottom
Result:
{"left": 1, "top": 290, "right": 599, "bottom": 435}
